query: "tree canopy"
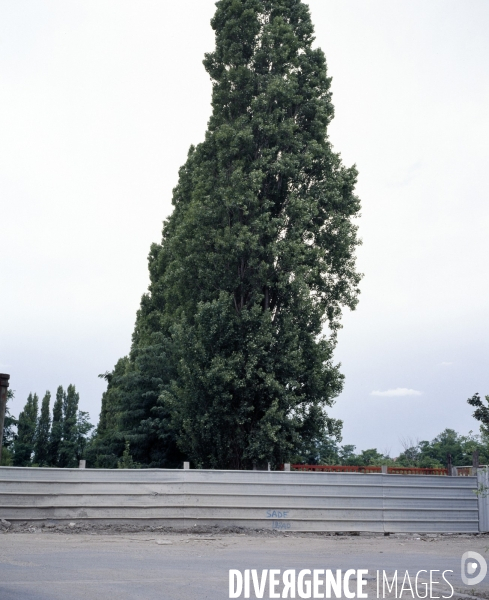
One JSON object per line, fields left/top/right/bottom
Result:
{"left": 91, "top": 0, "right": 361, "bottom": 469}
{"left": 467, "top": 393, "right": 489, "bottom": 436}
{"left": 13, "top": 393, "right": 38, "bottom": 466}
{"left": 293, "top": 428, "right": 489, "bottom": 469}
{"left": 0, "top": 389, "right": 18, "bottom": 466}
{"left": 34, "top": 391, "right": 51, "bottom": 466}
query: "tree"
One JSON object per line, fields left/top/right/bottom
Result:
{"left": 468, "top": 393, "right": 489, "bottom": 436}
{"left": 34, "top": 391, "right": 51, "bottom": 466}
{"left": 396, "top": 428, "right": 489, "bottom": 468}
{"left": 85, "top": 361, "right": 127, "bottom": 468}
{"left": 58, "top": 384, "right": 78, "bottom": 467}
{"left": 291, "top": 431, "right": 342, "bottom": 465}
{"left": 13, "top": 393, "right": 39, "bottom": 466}
{"left": 2, "top": 389, "right": 17, "bottom": 449}
{"left": 74, "top": 410, "right": 94, "bottom": 462}
{"left": 47, "top": 386, "right": 64, "bottom": 466}
{"left": 93, "top": 0, "right": 361, "bottom": 469}
{"left": 293, "top": 440, "right": 394, "bottom": 467}
{"left": 117, "top": 441, "right": 141, "bottom": 469}
{"left": 59, "top": 384, "right": 93, "bottom": 467}
{"left": 1, "top": 389, "right": 17, "bottom": 466}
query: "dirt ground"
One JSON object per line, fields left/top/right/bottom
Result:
{"left": 1, "top": 527, "right": 489, "bottom": 599}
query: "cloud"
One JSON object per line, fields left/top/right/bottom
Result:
{"left": 439, "top": 362, "right": 453, "bottom": 367}
{"left": 370, "top": 388, "right": 422, "bottom": 397}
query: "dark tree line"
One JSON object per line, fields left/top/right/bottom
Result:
{"left": 3, "top": 385, "right": 487, "bottom": 469}
{"left": 4, "top": 385, "right": 93, "bottom": 468}
{"left": 295, "top": 428, "right": 489, "bottom": 469}
{"left": 292, "top": 392, "right": 489, "bottom": 468}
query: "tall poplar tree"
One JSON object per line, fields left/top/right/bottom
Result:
{"left": 34, "top": 391, "right": 51, "bottom": 466}
{"left": 48, "top": 386, "right": 64, "bottom": 466}
{"left": 59, "top": 384, "right": 79, "bottom": 468}
{"left": 13, "top": 393, "right": 39, "bottom": 466}
{"left": 94, "top": 0, "right": 361, "bottom": 469}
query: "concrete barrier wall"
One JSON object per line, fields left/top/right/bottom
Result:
{"left": 0, "top": 467, "right": 479, "bottom": 533}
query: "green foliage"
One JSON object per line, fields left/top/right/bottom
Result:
{"left": 468, "top": 393, "right": 489, "bottom": 436}
{"left": 34, "top": 391, "right": 51, "bottom": 466}
{"left": 13, "top": 393, "right": 39, "bottom": 466}
{"left": 74, "top": 410, "right": 94, "bottom": 463}
{"left": 293, "top": 438, "right": 393, "bottom": 466}
{"left": 47, "top": 386, "right": 64, "bottom": 466}
{"left": 0, "top": 389, "right": 15, "bottom": 466}
{"left": 117, "top": 441, "right": 141, "bottom": 469}
{"left": 84, "top": 361, "right": 127, "bottom": 468}
{"left": 92, "top": 0, "right": 361, "bottom": 469}
{"left": 58, "top": 385, "right": 94, "bottom": 468}
{"left": 0, "top": 447, "right": 13, "bottom": 466}
{"left": 58, "top": 384, "right": 79, "bottom": 467}
{"left": 290, "top": 430, "right": 342, "bottom": 465}
{"left": 396, "top": 429, "right": 489, "bottom": 468}
{"left": 293, "top": 428, "right": 489, "bottom": 469}
{"left": 10, "top": 384, "right": 93, "bottom": 468}
{"left": 342, "top": 447, "right": 394, "bottom": 467}
{"left": 85, "top": 351, "right": 181, "bottom": 468}
{"left": 2, "top": 389, "right": 17, "bottom": 450}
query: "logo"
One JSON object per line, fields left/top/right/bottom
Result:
{"left": 461, "top": 551, "right": 487, "bottom": 586}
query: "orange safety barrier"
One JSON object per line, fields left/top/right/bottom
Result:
{"left": 387, "top": 466, "right": 447, "bottom": 476}
{"left": 288, "top": 464, "right": 449, "bottom": 475}
{"left": 455, "top": 467, "right": 473, "bottom": 476}
{"left": 290, "top": 464, "right": 381, "bottom": 473}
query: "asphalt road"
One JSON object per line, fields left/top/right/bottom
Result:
{"left": 1, "top": 531, "right": 488, "bottom": 600}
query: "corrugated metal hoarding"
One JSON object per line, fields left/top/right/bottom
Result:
{"left": 0, "top": 467, "right": 480, "bottom": 533}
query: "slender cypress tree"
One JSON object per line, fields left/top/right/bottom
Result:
{"left": 94, "top": 0, "right": 361, "bottom": 469}
{"left": 13, "top": 393, "right": 39, "bottom": 466}
{"left": 48, "top": 386, "right": 64, "bottom": 466}
{"left": 34, "top": 391, "right": 51, "bottom": 466}
{"left": 59, "top": 384, "right": 79, "bottom": 468}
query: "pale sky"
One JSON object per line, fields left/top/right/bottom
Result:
{"left": 1, "top": 1, "right": 488, "bottom": 456}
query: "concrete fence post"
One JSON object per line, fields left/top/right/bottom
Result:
{"left": 0, "top": 374, "right": 10, "bottom": 464}
{"left": 284, "top": 463, "right": 291, "bottom": 471}
{"left": 183, "top": 462, "right": 190, "bottom": 470}
{"left": 78, "top": 460, "right": 86, "bottom": 469}
{"left": 477, "top": 468, "right": 489, "bottom": 532}
{"left": 381, "top": 465, "right": 388, "bottom": 474}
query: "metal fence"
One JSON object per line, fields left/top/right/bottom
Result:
{"left": 0, "top": 466, "right": 481, "bottom": 533}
